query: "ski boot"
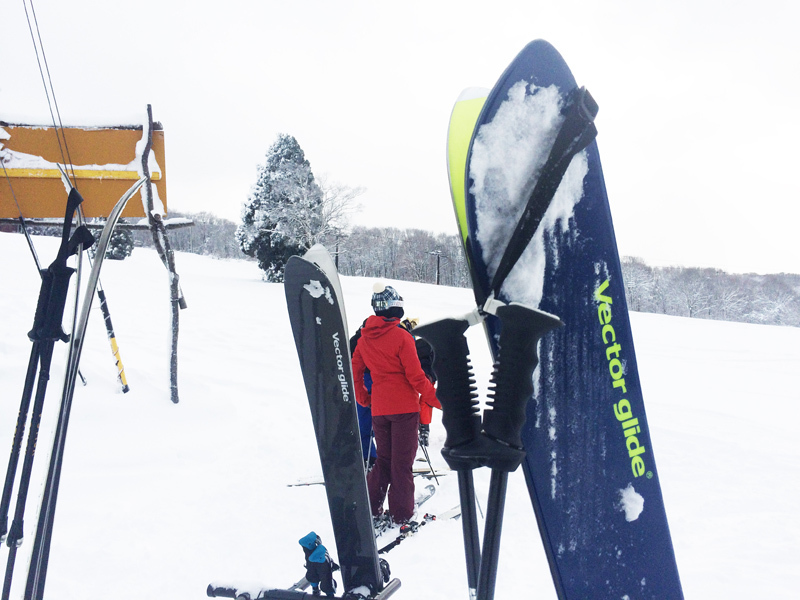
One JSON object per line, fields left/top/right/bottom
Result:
{"left": 372, "top": 513, "right": 392, "bottom": 536}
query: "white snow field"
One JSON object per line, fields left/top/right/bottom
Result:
{"left": 0, "top": 232, "right": 798, "bottom": 599}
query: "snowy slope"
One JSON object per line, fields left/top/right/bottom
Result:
{"left": 0, "top": 232, "right": 798, "bottom": 599}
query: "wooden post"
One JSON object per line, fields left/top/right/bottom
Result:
{"left": 141, "top": 104, "right": 185, "bottom": 404}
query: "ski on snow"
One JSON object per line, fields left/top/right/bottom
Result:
{"left": 371, "top": 484, "right": 436, "bottom": 536}
{"left": 207, "top": 578, "right": 402, "bottom": 600}
{"left": 376, "top": 503, "right": 462, "bottom": 556}
{"left": 288, "top": 466, "right": 450, "bottom": 488}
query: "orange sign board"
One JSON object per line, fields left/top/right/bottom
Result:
{"left": 0, "top": 123, "right": 167, "bottom": 218}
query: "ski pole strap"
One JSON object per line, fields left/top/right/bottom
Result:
{"left": 490, "top": 86, "right": 598, "bottom": 296}
{"left": 53, "top": 189, "right": 84, "bottom": 264}
{"left": 27, "top": 191, "right": 95, "bottom": 342}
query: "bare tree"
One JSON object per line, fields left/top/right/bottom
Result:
{"left": 621, "top": 257, "right": 654, "bottom": 312}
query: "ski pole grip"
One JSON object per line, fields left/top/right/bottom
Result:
{"left": 28, "top": 194, "right": 94, "bottom": 342}
{"left": 28, "top": 265, "right": 74, "bottom": 342}
{"left": 53, "top": 188, "right": 86, "bottom": 264}
{"left": 414, "top": 318, "right": 481, "bottom": 451}
{"left": 482, "top": 303, "right": 563, "bottom": 450}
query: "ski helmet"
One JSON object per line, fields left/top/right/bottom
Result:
{"left": 371, "top": 282, "right": 404, "bottom": 313}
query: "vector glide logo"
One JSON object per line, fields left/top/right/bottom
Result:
{"left": 331, "top": 332, "right": 352, "bottom": 404}
{"left": 595, "top": 279, "right": 648, "bottom": 478}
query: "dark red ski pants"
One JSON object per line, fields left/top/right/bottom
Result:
{"left": 368, "top": 412, "right": 419, "bottom": 522}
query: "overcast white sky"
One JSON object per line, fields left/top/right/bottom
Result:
{"left": 2, "top": 0, "right": 798, "bottom": 274}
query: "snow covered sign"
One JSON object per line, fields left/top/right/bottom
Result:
{"left": 0, "top": 121, "right": 167, "bottom": 218}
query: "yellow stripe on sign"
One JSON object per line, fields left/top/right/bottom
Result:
{"left": 3, "top": 168, "right": 162, "bottom": 181}
{"left": 446, "top": 89, "right": 487, "bottom": 245}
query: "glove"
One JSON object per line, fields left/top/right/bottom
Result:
{"left": 418, "top": 423, "right": 430, "bottom": 447}
{"left": 400, "top": 317, "right": 419, "bottom": 332}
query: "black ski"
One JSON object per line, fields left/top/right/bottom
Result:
{"left": 283, "top": 245, "right": 387, "bottom": 597}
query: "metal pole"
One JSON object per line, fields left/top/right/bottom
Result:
{"left": 476, "top": 470, "right": 509, "bottom": 600}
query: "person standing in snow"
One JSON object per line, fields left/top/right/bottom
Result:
{"left": 350, "top": 316, "right": 436, "bottom": 469}
{"left": 352, "top": 283, "right": 440, "bottom": 525}
{"left": 399, "top": 317, "right": 437, "bottom": 449}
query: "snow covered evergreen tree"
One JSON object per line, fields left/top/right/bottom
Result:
{"left": 237, "top": 134, "right": 323, "bottom": 281}
{"left": 105, "top": 228, "right": 134, "bottom": 260}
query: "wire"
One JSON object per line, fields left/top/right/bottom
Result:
{"left": 1, "top": 161, "right": 42, "bottom": 270}
{"left": 21, "top": 0, "right": 77, "bottom": 188}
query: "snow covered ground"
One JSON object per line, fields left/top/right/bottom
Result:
{"left": 0, "top": 231, "right": 798, "bottom": 599}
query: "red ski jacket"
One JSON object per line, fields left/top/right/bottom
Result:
{"left": 352, "top": 316, "right": 440, "bottom": 421}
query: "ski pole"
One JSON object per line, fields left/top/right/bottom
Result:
{"left": 475, "top": 471, "right": 508, "bottom": 600}
{"left": 97, "top": 285, "right": 130, "bottom": 392}
{"left": 419, "top": 443, "right": 439, "bottom": 486}
{"left": 458, "top": 469, "right": 482, "bottom": 595}
{"left": 2, "top": 344, "right": 56, "bottom": 600}
{"left": 24, "top": 178, "right": 144, "bottom": 600}
{"left": 473, "top": 303, "right": 563, "bottom": 600}
{"left": 0, "top": 343, "right": 41, "bottom": 543}
{"left": 413, "top": 315, "right": 483, "bottom": 598}
{"left": 56, "top": 164, "right": 128, "bottom": 392}
{"left": 0, "top": 189, "right": 93, "bottom": 600}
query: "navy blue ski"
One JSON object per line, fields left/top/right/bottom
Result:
{"left": 458, "top": 40, "right": 684, "bottom": 599}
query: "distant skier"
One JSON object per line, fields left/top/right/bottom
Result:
{"left": 352, "top": 283, "right": 440, "bottom": 525}
{"left": 298, "top": 532, "right": 338, "bottom": 597}
{"left": 404, "top": 317, "right": 437, "bottom": 449}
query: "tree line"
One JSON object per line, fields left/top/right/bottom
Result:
{"left": 19, "top": 209, "right": 800, "bottom": 329}
{"left": 95, "top": 133, "right": 800, "bottom": 329}
{"left": 322, "top": 226, "right": 471, "bottom": 288}
{"left": 621, "top": 257, "right": 800, "bottom": 327}
{"left": 127, "top": 210, "right": 800, "bottom": 328}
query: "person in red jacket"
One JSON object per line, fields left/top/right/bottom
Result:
{"left": 352, "top": 283, "right": 439, "bottom": 524}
